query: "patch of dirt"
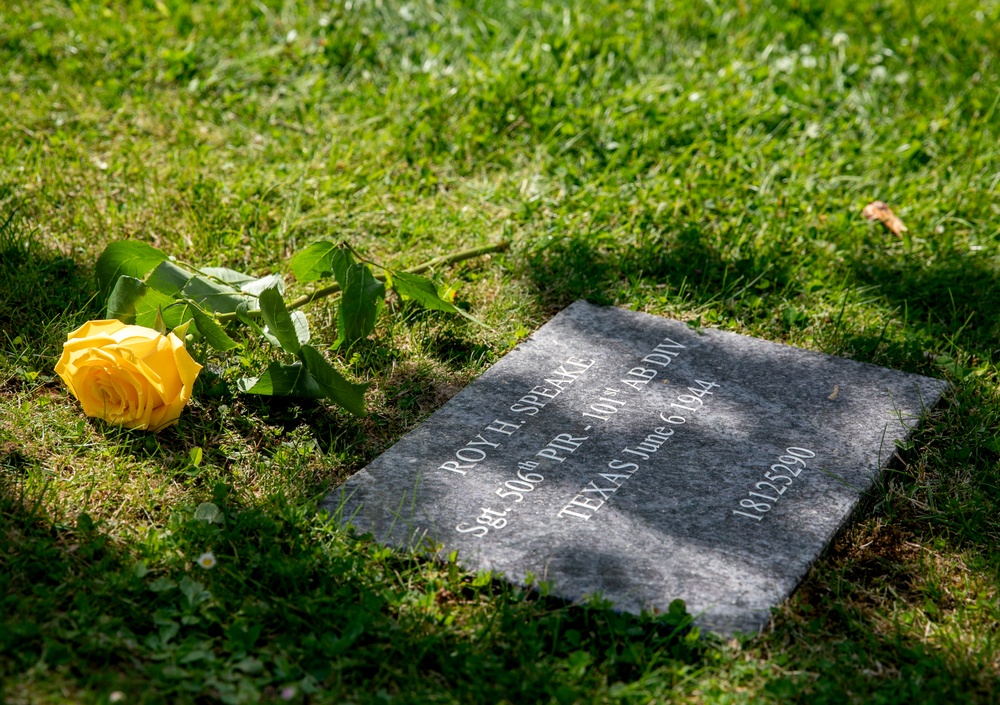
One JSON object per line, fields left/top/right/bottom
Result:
{"left": 0, "top": 440, "right": 40, "bottom": 470}
{"left": 835, "top": 523, "right": 922, "bottom": 586}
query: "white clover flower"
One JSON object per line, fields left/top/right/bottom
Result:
{"left": 832, "top": 32, "right": 849, "bottom": 47}
{"left": 801, "top": 55, "right": 817, "bottom": 69}
{"left": 774, "top": 56, "right": 796, "bottom": 73}
{"left": 688, "top": 91, "right": 702, "bottom": 102}
{"left": 870, "top": 66, "right": 888, "bottom": 82}
{"left": 197, "top": 551, "right": 217, "bottom": 569}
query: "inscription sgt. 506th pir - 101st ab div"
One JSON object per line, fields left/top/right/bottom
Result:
{"left": 325, "top": 300, "right": 946, "bottom": 636}
{"left": 451, "top": 334, "right": 701, "bottom": 536}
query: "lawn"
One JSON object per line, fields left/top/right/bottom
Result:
{"left": 2, "top": 0, "right": 999, "bottom": 702}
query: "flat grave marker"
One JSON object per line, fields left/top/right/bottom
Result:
{"left": 322, "top": 301, "right": 947, "bottom": 634}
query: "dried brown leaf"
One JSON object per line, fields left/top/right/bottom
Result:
{"left": 862, "top": 201, "right": 908, "bottom": 236}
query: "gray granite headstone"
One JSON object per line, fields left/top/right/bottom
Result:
{"left": 322, "top": 301, "right": 947, "bottom": 635}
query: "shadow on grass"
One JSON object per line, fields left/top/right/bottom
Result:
{"left": 4, "top": 452, "right": 998, "bottom": 703}
{"left": 851, "top": 250, "right": 1000, "bottom": 358}
{"left": 522, "top": 225, "right": 794, "bottom": 314}
{"left": 766, "top": 514, "right": 1000, "bottom": 703}
{"left": 0, "top": 462, "right": 704, "bottom": 703}
{"left": 767, "top": 589, "right": 1000, "bottom": 703}
{"left": 814, "top": 327, "right": 937, "bottom": 377}
{"left": 0, "top": 198, "right": 98, "bottom": 354}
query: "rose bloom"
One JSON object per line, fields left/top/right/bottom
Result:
{"left": 55, "top": 320, "right": 202, "bottom": 431}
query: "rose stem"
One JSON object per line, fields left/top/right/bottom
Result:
{"left": 216, "top": 241, "right": 509, "bottom": 322}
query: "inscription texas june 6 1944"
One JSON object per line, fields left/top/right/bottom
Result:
{"left": 323, "top": 301, "right": 947, "bottom": 635}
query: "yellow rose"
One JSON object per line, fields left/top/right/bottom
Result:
{"left": 55, "top": 320, "right": 202, "bottom": 431}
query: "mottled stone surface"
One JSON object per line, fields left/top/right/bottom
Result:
{"left": 322, "top": 301, "right": 947, "bottom": 635}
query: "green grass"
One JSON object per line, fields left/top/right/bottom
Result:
{"left": 2, "top": 0, "right": 1000, "bottom": 702}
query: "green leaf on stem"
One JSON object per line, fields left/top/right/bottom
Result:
{"left": 338, "top": 263, "right": 385, "bottom": 343}
{"left": 390, "top": 271, "right": 484, "bottom": 325}
{"left": 236, "top": 302, "right": 281, "bottom": 348}
{"left": 180, "top": 275, "right": 245, "bottom": 314}
{"left": 289, "top": 241, "right": 353, "bottom": 283}
{"left": 107, "top": 276, "right": 176, "bottom": 325}
{"left": 145, "top": 260, "right": 194, "bottom": 296}
{"left": 154, "top": 302, "right": 192, "bottom": 330}
{"left": 199, "top": 269, "right": 284, "bottom": 311}
{"left": 186, "top": 304, "right": 239, "bottom": 351}
{"left": 299, "top": 345, "right": 368, "bottom": 416}
{"left": 236, "top": 362, "right": 324, "bottom": 398}
{"left": 259, "top": 287, "right": 309, "bottom": 354}
{"left": 120, "top": 291, "right": 237, "bottom": 351}
{"left": 142, "top": 299, "right": 238, "bottom": 352}
{"left": 238, "top": 274, "right": 284, "bottom": 301}
{"left": 200, "top": 267, "right": 257, "bottom": 286}
{"left": 101, "top": 246, "right": 268, "bottom": 318}
{"left": 96, "top": 241, "right": 168, "bottom": 302}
